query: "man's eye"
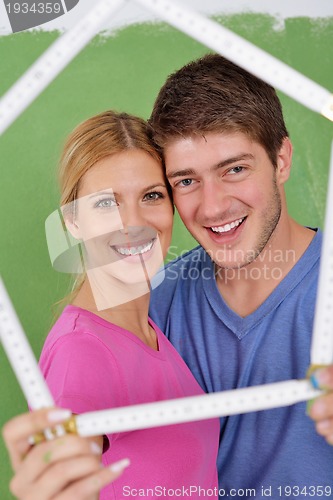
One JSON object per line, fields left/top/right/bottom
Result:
{"left": 228, "top": 166, "right": 244, "bottom": 175}
{"left": 178, "top": 179, "right": 193, "bottom": 187}
{"left": 95, "top": 198, "right": 117, "bottom": 208}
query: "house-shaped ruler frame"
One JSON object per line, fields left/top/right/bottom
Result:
{"left": 0, "top": 0, "right": 333, "bottom": 436}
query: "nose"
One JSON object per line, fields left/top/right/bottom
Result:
{"left": 118, "top": 205, "right": 148, "bottom": 236}
{"left": 198, "top": 180, "right": 232, "bottom": 222}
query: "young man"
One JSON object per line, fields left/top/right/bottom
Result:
{"left": 3, "top": 54, "right": 333, "bottom": 500}
{"left": 149, "top": 54, "right": 333, "bottom": 498}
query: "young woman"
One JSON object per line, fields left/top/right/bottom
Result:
{"left": 3, "top": 111, "right": 219, "bottom": 500}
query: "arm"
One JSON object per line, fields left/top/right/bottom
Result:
{"left": 308, "top": 366, "right": 333, "bottom": 445}
{"left": 2, "top": 408, "right": 129, "bottom": 500}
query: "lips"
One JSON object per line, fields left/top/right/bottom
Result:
{"left": 111, "top": 238, "right": 155, "bottom": 257}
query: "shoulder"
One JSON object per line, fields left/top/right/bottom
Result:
{"left": 39, "top": 310, "right": 125, "bottom": 413}
{"left": 297, "top": 228, "right": 321, "bottom": 276}
{"left": 40, "top": 307, "right": 120, "bottom": 374}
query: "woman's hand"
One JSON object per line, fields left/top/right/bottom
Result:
{"left": 2, "top": 408, "right": 130, "bottom": 500}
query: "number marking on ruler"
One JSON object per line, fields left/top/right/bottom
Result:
{"left": 75, "top": 379, "right": 322, "bottom": 437}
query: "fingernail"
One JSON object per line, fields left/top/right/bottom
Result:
{"left": 55, "top": 425, "right": 66, "bottom": 437}
{"left": 28, "top": 435, "right": 35, "bottom": 446}
{"left": 44, "top": 428, "right": 56, "bottom": 441}
{"left": 90, "top": 441, "right": 103, "bottom": 455}
{"left": 109, "top": 458, "right": 130, "bottom": 473}
{"left": 48, "top": 409, "right": 72, "bottom": 423}
{"left": 310, "top": 369, "right": 330, "bottom": 390}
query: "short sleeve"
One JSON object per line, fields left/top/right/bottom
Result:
{"left": 40, "top": 331, "right": 125, "bottom": 415}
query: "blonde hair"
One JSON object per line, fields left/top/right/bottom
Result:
{"left": 56, "top": 110, "right": 167, "bottom": 307}
{"left": 59, "top": 110, "right": 163, "bottom": 206}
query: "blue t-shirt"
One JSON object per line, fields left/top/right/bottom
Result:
{"left": 149, "top": 229, "right": 333, "bottom": 499}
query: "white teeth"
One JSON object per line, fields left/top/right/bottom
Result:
{"left": 211, "top": 218, "right": 244, "bottom": 233}
{"left": 114, "top": 240, "right": 154, "bottom": 256}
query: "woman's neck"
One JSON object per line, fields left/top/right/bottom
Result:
{"left": 72, "top": 279, "right": 157, "bottom": 349}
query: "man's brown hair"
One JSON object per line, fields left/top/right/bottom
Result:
{"left": 149, "top": 54, "right": 289, "bottom": 167}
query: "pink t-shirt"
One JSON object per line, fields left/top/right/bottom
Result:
{"left": 39, "top": 305, "right": 219, "bottom": 499}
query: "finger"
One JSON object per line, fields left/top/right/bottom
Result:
{"left": 55, "top": 458, "right": 131, "bottom": 500}
{"left": 13, "top": 435, "right": 103, "bottom": 492}
{"left": 12, "top": 456, "right": 130, "bottom": 500}
{"left": 315, "top": 408, "right": 333, "bottom": 440}
{"left": 309, "top": 393, "right": 333, "bottom": 421}
{"left": 310, "top": 366, "right": 333, "bottom": 390}
{"left": 10, "top": 454, "right": 101, "bottom": 500}
{"left": 315, "top": 418, "right": 333, "bottom": 441}
{"left": 2, "top": 408, "right": 71, "bottom": 470}
{"left": 316, "top": 427, "right": 333, "bottom": 446}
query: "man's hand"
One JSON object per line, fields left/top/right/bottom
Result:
{"left": 309, "top": 366, "right": 333, "bottom": 445}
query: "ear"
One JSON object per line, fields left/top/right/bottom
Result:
{"left": 63, "top": 212, "right": 82, "bottom": 240}
{"left": 276, "top": 137, "right": 293, "bottom": 185}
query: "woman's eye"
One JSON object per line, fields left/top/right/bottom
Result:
{"left": 95, "top": 198, "right": 117, "bottom": 208}
{"left": 144, "top": 192, "right": 163, "bottom": 201}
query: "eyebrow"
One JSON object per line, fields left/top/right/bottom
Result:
{"left": 167, "top": 154, "right": 255, "bottom": 179}
{"left": 88, "top": 190, "right": 114, "bottom": 199}
{"left": 140, "top": 183, "right": 168, "bottom": 193}
{"left": 87, "top": 184, "right": 167, "bottom": 199}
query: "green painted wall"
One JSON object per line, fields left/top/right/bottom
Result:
{"left": 0, "top": 14, "right": 332, "bottom": 498}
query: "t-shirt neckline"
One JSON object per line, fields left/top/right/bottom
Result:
{"left": 202, "top": 229, "right": 321, "bottom": 338}
{"left": 62, "top": 304, "right": 165, "bottom": 358}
